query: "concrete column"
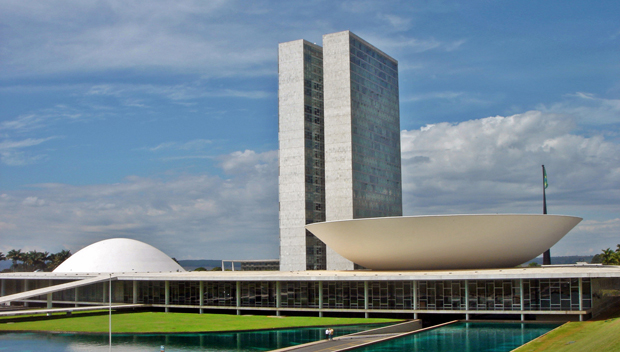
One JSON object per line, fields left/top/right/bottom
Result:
{"left": 276, "top": 281, "right": 281, "bottom": 316}
{"left": 579, "top": 278, "right": 583, "bottom": 321}
{"left": 413, "top": 281, "right": 418, "bottom": 320}
{"left": 465, "top": 280, "right": 469, "bottom": 321}
{"left": 46, "top": 291, "right": 52, "bottom": 317}
{"left": 520, "top": 279, "right": 525, "bottom": 321}
{"left": 24, "top": 280, "right": 28, "bottom": 307}
{"left": 318, "top": 281, "right": 324, "bottom": 318}
{"left": 165, "top": 281, "right": 170, "bottom": 313}
{"left": 1, "top": 279, "right": 5, "bottom": 297}
{"left": 133, "top": 280, "right": 138, "bottom": 304}
{"left": 102, "top": 281, "right": 107, "bottom": 304}
{"left": 236, "top": 281, "right": 241, "bottom": 315}
{"left": 75, "top": 287, "right": 79, "bottom": 307}
{"left": 199, "top": 281, "right": 204, "bottom": 314}
{"left": 364, "top": 281, "right": 369, "bottom": 319}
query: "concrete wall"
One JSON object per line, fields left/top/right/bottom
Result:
{"left": 323, "top": 31, "right": 355, "bottom": 271}
{"left": 278, "top": 39, "right": 308, "bottom": 271}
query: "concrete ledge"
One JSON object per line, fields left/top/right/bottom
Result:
{"left": 0, "top": 304, "right": 144, "bottom": 317}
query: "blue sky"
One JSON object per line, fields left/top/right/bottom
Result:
{"left": 1, "top": 0, "right": 619, "bottom": 261}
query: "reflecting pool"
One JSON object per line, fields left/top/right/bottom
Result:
{"left": 354, "top": 322, "right": 559, "bottom": 352}
{"left": 0, "top": 324, "right": 384, "bottom": 352}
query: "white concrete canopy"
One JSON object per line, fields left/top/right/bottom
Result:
{"left": 306, "top": 214, "right": 582, "bottom": 270}
{"left": 53, "top": 238, "right": 185, "bottom": 273}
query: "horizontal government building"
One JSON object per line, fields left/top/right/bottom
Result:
{"left": 2, "top": 265, "right": 620, "bottom": 322}
{"left": 1, "top": 236, "right": 619, "bottom": 322}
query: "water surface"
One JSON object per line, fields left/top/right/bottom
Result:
{"left": 0, "top": 324, "right": 383, "bottom": 352}
{"left": 354, "top": 322, "right": 559, "bottom": 352}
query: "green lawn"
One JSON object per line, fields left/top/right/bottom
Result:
{"left": 0, "top": 311, "right": 402, "bottom": 333}
{"left": 515, "top": 316, "right": 620, "bottom": 352}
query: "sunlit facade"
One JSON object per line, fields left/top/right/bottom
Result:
{"left": 2, "top": 270, "right": 617, "bottom": 322}
{"left": 278, "top": 40, "right": 327, "bottom": 271}
{"left": 279, "top": 31, "right": 402, "bottom": 271}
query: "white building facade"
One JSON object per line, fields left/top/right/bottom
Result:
{"left": 279, "top": 31, "right": 402, "bottom": 271}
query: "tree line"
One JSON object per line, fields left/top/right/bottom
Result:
{"left": 591, "top": 244, "right": 620, "bottom": 265}
{"left": 0, "top": 249, "right": 72, "bottom": 272}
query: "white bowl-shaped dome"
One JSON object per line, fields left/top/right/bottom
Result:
{"left": 53, "top": 238, "right": 185, "bottom": 273}
{"left": 306, "top": 214, "right": 582, "bottom": 270}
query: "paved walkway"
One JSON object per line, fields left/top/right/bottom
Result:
{"left": 272, "top": 320, "right": 458, "bottom": 352}
{"left": 280, "top": 333, "right": 402, "bottom": 352}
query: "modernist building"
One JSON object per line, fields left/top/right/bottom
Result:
{"left": 279, "top": 31, "right": 402, "bottom": 272}
{"left": 2, "top": 265, "right": 619, "bottom": 323}
{"left": 2, "top": 34, "right": 617, "bottom": 325}
{"left": 1, "top": 238, "right": 619, "bottom": 323}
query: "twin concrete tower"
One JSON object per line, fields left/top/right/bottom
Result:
{"left": 279, "top": 31, "right": 403, "bottom": 271}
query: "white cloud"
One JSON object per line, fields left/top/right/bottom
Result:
{"left": 538, "top": 93, "right": 620, "bottom": 126}
{"left": 87, "top": 84, "right": 273, "bottom": 102}
{"left": 401, "top": 111, "right": 620, "bottom": 255}
{"left": 360, "top": 34, "right": 466, "bottom": 54}
{"left": 1, "top": 104, "right": 88, "bottom": 134}
{"left": 0, "top": 137, "right": 56, "bottom": 150}
{"left": 401, "top": 111, "right": 620, "bottom": 252}
{"left": 0, "top": 137, "right": 57, "bottom": 166}
{"left": 219, "top": 149, "right": 278, "bottom": 175}
{"left": 0, "top": 114, "right": 46, "bottom": 132}
{"left": 0, "top": 149, "right": 279, "bottom": 259}
{"left": 553, "top": 218, "right": 620, "bottom": 256}
{"left": 402, "top": 91, "right": 491, "bottom": 106}
{"left": 377, "top": 13, "right": 412, "bottom": 31}
{"left": 0, "top": 1, "right": 275, "bottom": 78}
{"left": 22, "top": 196, "right": 45, "bottom": 207}
{"left": 1, "top": 111, "right": 618, "bottom": 257}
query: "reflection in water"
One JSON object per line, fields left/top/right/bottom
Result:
{"left": 0, "top": 323, "right": 559, "bottom": 352}
{"left": 0, "top": 324, "right": 384, "bottom": 352}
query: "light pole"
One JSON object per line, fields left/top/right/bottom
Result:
{"left": 109, "top": 273, "right": 112, "bottom": 351}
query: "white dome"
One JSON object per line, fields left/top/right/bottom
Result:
{"left": 53, "top": 238, "right": 185, "bottom": 273}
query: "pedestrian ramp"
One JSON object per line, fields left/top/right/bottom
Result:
{"left": 0, "top": 275, "right": 113, "bottom": 305}
{"left": 270, "top": 320, "right": 458, "bottom": 352}
{"left": 0, "top": 304, "right": 145, "bottom": 317}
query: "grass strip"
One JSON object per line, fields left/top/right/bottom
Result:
{"left": 513, "top": 316, "right": 620, "bottom": 352}
{"left": 0, "top": 311, "right": 402, "bottom": 333}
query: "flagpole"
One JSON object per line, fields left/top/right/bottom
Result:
{"left": 542, "top": 165, "right": 551, "bottom": 265}
{"left": 109, "top": 273, "right": 112, "bottom": 352}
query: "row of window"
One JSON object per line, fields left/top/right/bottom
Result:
{"left": 350, "top": 64, "right": 398, "bottom": 97}
{"left": 351, "top": 56, "right": 399, "bottom": 88}
{"left": 4, "top": 278, "right": 595, "bottom": 312}
{"left": 349, "top": 37, "right": 398, "bottom": 75}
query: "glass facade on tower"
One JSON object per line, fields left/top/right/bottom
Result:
{"left": 349, "top": 36, "right": 402, "bottom": 218}
{"left": 302, "top": 43, "right": 327, "bottom": 270}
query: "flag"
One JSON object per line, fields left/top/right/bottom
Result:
{"left": 543, "top": 166, "right": 548, "bottom": 189}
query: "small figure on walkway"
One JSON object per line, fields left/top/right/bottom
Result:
{"left": 325, "top": 328, "right": 330, "bottom": 340}
{"left": 329, "top": 328, "right": 334, "bottom": 340}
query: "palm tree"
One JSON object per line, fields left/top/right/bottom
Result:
{"left": 601, "top": 248, "right": 620, "bottom": 265}
{"left": 23, "top": 250, "right": 50, "bottom": 271}
{"left": 0, "top": 252, "right": 5, "bottom": 261}
{"left": 6, "top": 249, "right": 24, "bottom": 270}
{"left": 47, "top": 250, "right": 71, "bottom": 271}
